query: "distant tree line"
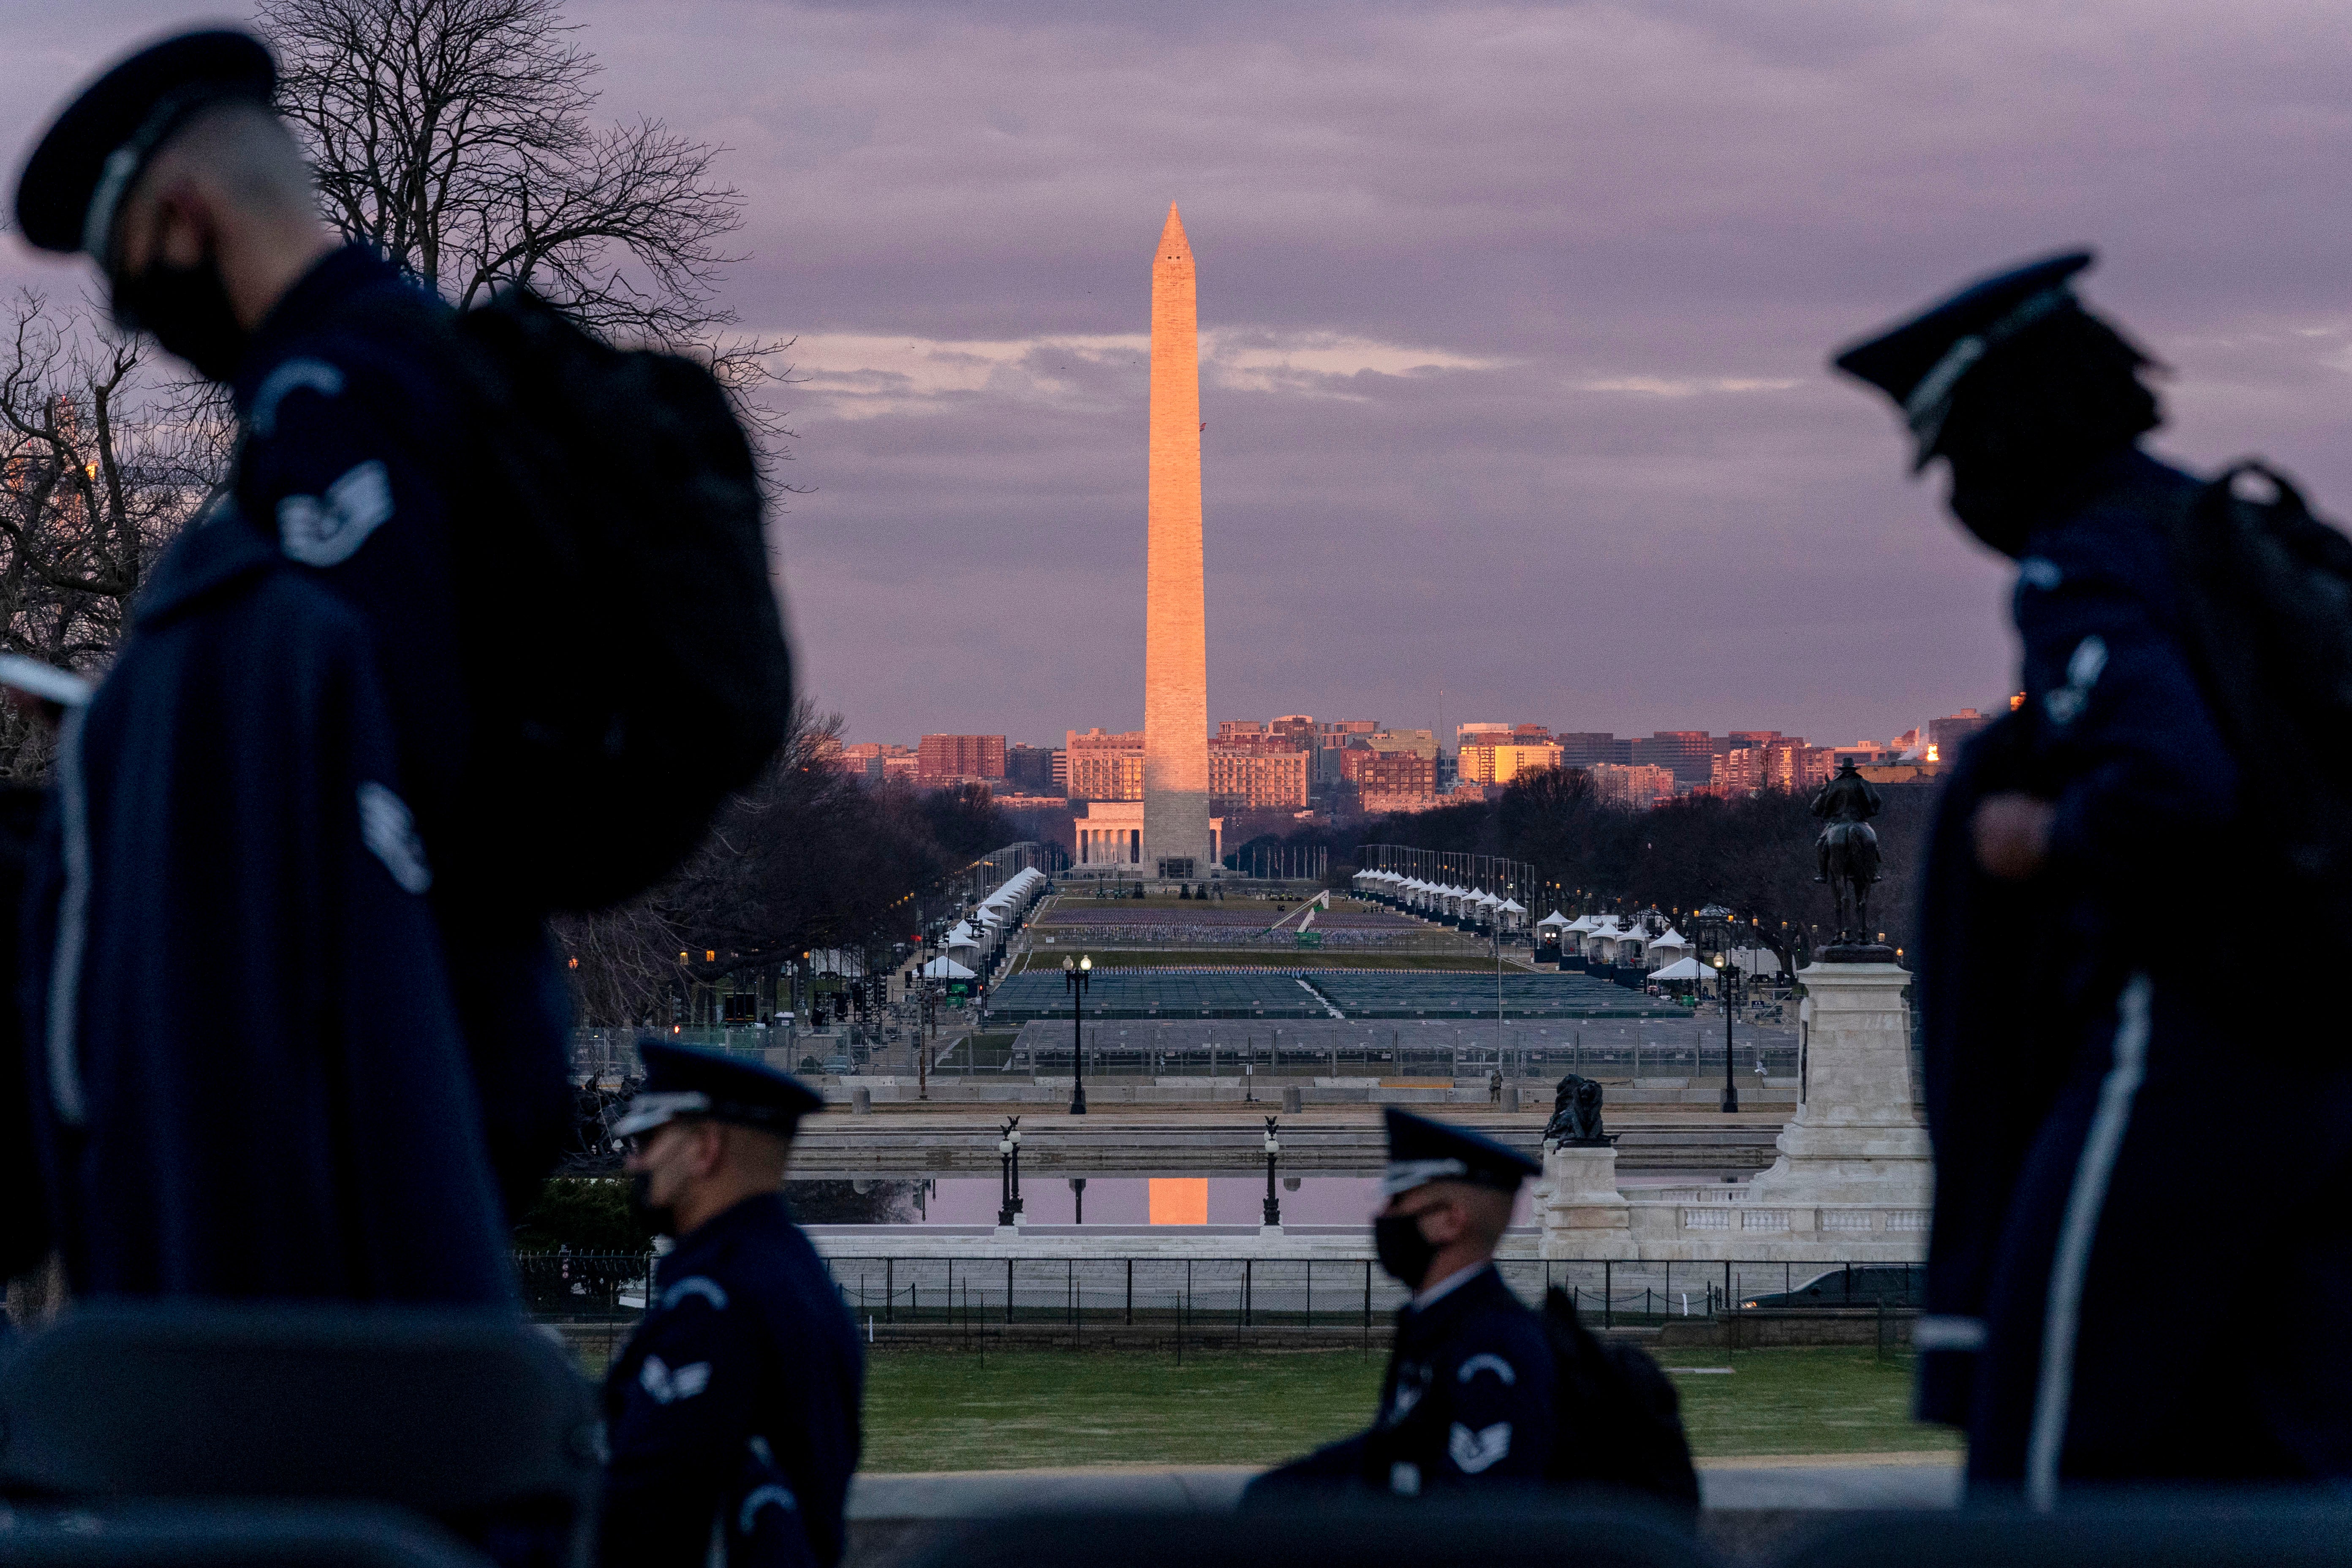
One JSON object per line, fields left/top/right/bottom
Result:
{"left": 556, "top": 704, "right": 1017, "bottom": 1026}
{"left": 1238, "top": 766, "right": 1936, "bottom": 973}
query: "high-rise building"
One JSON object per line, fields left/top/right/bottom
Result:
{"left": 1458, "top": 742, "right": 1564, "bottom": 786}
{"left": 1928, "top": 709, "right": 1992, "bottom": 762}
{"left": 1588, "top": 763, "right": 1677, "bottom": 810}
{"left": 1066, "top": 728, "right": 1145, "bottom": 801}
{"left": 1631, "top": 731, "right": 1715, "bottom": 784}
{"left": 1005, "top": 744, "right": 1061, "bottom": 794}
{"left": 916, "top": 734, "right": 1006, "bottom": 784}
{"left": 1208, "top": 745, "right": 1310, "bottom": 810}
{"left": 1368, "top": 728, "right": 1439, "bottom": 760}
{"left": 1554, "top": 732, "right": 1632, "bottom": 767}
{"left": 1141, "top": 204, "right": 1212, "bottom": 878}
{"left": 1341, "top": 748, "right": 1438, "bottom": 796}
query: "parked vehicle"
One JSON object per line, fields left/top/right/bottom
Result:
{"left": 1739, "top": 1264, "right": 1920, "bottom": 1310}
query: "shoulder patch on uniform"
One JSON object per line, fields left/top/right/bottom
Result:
{"left": 1449, "top": 1421, "right": 1512, "bottom": 1474}
{"left": 739, "top": 1484, "right": 799, "bottom": 1533}
{"left": 280, "top": 459, "right": 394, "bottom": 566}
{"left": 357, "top": 782, "right": 432, "bottom": 894}
{"left": 2042, "top": 634, "right": 2109, "bottom": 729}
{"left": 249, "top": 358, "right": 346, "bottom": 438}
{"left": 2018, "top": 556, "right": 2063, "bottom": 591}
{"left": 661, "top": 1275, "right": 730, "bottom": 1311}
{"left": 1457, "top": 1353, "right": 1517, "bottom": 1385}
{"left": 639, "top": 1354, "right": 712, "bottom": 1404}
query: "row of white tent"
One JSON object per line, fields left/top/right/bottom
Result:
{"left": 1533, "top": 909, "right": 1687, "bottom": 968}
{"left": 1351, "top": 869, "right": 1529, "bottom": 931}
{"left": 1530, "top": 910, "right": 1776, "bottom": 983}
{"left": 932, "top": 866, "right": 1051, "bottom": 974}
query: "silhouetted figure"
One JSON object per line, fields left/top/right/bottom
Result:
{"left": 1836, "top": 250, "right": 2352, "bottom": 1498}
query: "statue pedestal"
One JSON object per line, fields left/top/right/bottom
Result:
{"left": 1744, "top": 961, "right": 1931, "bottom": 1206}
{"left": 1536, "top": 1143, "right": 1636, "bottom": 1259}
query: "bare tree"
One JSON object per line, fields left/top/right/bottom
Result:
{"left": 257, "top": 0, "right": 797, "bottom": 455}
{"left": 0, "top": 293, "right": 222, "bottom": 776}
{"left": 557, "top": 704, "right": 990, "bottom": 1027}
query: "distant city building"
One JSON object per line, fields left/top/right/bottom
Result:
{"left": 1208, "top": 742, "right": 1310, "bottom": 810}
{"left": 1928, "top": 708, "right": 1993, "bottom": 762}
{"left": 1630, "top": 731, "right": 1714, "bottom": 784}
{"left": 1588, "top": 762, "right": 1678, "bottom": 810}
{"left": 881, "top": 754, "right": 919, "bottom": 782}
{"left": 1005, "top": 743, "right": 1061, "bottom": 794}
{"left": 1366, "top": 728, "right": 1439, "bottom": 760}
{"left": 1553, "top": 732, "right": 1633, "bottom": 767}
{"left": 1066, "top": 728, "right": 1146, "bottom": 801}
{"left": 1339, "top": 747, "right": 1438, "bottom": 804}
{"left": 1458, "top": 742, "right": 1563, "bottom": 786}
{"left": 917, "top": 734, "right": 1006, "bottom": 784}
{"left": 836, "top": 741, "right": 911, "bottom": 781}
{"left": 1455, "top": 722, "right": 1512, "bottom": 753}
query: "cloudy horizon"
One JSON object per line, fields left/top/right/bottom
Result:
{"left": 8, "top": 0, "right": 2348, "bottom": 749}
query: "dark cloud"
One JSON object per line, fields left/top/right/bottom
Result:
{"left": 6, "top": 0, "right": 2348, "bottom": 747}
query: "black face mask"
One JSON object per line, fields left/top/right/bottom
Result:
{"left": 109, "top": 246, "right": 248, "bottom": 383}
{"left": 628, "top": 1171, "right": 676, "bottom": 1239}
{"left": 1374, "top": 1210, "right": 1439, "bottom": 1288}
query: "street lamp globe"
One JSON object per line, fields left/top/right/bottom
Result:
{"left": 1079, "top": 954, "right": 1091, "bottom": 972}
{"left": 998, "top": 1138, "right": 1012, "bottom": 1156}
{"left": 1063, "top": 956, "right": 1074, "bottom": 973}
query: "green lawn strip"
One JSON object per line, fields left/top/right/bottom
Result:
{"left": 1671, "top": 1348, "right": 1960, "bottom": 1459}
{"left": 861, "top": 1348, "right": 1382, "bottom": 1471}
{"left": 858, "top": 1346, "right": 1958, "bottom": 1473}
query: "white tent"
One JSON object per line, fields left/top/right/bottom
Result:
{"left": 919, "top": 956, "right": 977, "bottom": 979}
{"left": 1536, "top": 910, "right": 1570, "bottom": 928}
{"left": 1650, "top": 955, "right": 1706, "bottom": 982}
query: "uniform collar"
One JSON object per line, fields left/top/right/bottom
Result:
{"left": 1411, "top": 1261, "right": 1488, "bottom": 1313}
{"left": 659, "top": 1190, "right": 788, "bottom": 1272}
{"left": 1400, "top": 1261, "right": 1505, "bottom": 1334}
{"left": 229, "top": 243, "right": 405, "bottom": 412}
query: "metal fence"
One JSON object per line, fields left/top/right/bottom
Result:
{"left": 514, "top": 1251, "right": 1920, "bottom": 1333}
{"left": 991, "top": 1020, "right": 1803, "bottom": 1082}
{"left": 816, "top": 1255, "right": 1920, "bottom": 1332}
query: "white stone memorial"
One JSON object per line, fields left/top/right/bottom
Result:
{"left": 1743, "top": 959, "right": 1931, "bottom": 1206}
{"left": 1535, "top": 1141, "right": 1635, "bottom": 1259}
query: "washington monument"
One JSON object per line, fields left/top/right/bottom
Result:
{"left": 1143, "top": 204, "right": 1211, "bottom": 877}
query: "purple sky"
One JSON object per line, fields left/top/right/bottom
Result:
{"left": 9, "top": 2, "right": 2351, "bottom": 749}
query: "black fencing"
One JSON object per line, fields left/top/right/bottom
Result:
{"left": 814, "top": 1256, "right": 1922, "bottom": 1335}
{"left": 515, "top": 1251, "right": 1922, "bottom": 1345}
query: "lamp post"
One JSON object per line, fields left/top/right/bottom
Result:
{"left": 1262, "top": 1117, "right": 1282, "bottom": 1227}
{"left": 1693, "top": 904, "right": 1741, "bottom": 1114}
{"left": 1063, "top": 955, "right": 1092, "bottom": 1114}
{"left": 996, "top": 1116, "right": 1024, "bottom": 1225}
{"left": 1069, "top": 1176, "right": 1086, "bottom": 1225}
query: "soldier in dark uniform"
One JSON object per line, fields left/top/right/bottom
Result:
{"left": 1835, "top": 253, "right": 2352, "bottom": 1497}
{"left": 603, "top": 1042, "right": 862, "bottom": 1568}
{"left": 1248, "top": 1109, "right": 1552, "bottom": 1499}
{"left": 7, "top": 30, "right": 570, "bottom": 1296}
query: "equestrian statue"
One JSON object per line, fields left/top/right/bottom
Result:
{"left": 1811, "top": 758, "right": 1887, "bottom": 951}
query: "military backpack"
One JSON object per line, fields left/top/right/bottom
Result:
{"left": 1539, "top": 1286, "right": 1700, "bottom": 1510}
{"left": 2167, "top": 462, "right": 2352, "bottom": 940}
{"left": 441, "top": 288, "right": 793, "bottom": 910}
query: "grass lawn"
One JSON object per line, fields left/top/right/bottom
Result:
{"left": 859, "top": 1346, "right": 1958, "bottom": 1472}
